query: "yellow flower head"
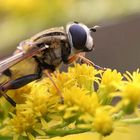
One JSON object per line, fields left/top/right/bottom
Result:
{"left": 93, "top": 107, "right": 114, "bottom": 136}
{"left": 68, "top": 64, "right": 100, "bottom": 92}
{"left": 122, "top": 83, "right": 140, "bottom": 105}
{"left": 97, "top": 69, "right": 123, "bottom": 104}
{"left": 50, "top": 71, "right": 76, "bottom": 92}
{"left": 58, "top": 86, "right": 99, "bottom": 119}
{"left": 10, "top": 105, "right": 36, "bottom": 134}
{"left": 99, "top": 69, "right": 122, "bottom": 93}
{"left": 120, "top": 82, "right": 140, "bottom": 113}
{"left": 8, "top": 79, "right": 60, "bottom": 136}
{"left": 124, "top": 69, "right": 140, "bottom": 82}
{"left": 118, "top": 70, "right": 140, "bottom": 114}
{"left": 1, "top": 64, "right": 140, "bottom": 139}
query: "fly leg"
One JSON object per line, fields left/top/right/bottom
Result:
{"left": 0, "top": 89, "right": 16, "bottom": 107}
{"left": 77, "top": 53, "right": 106, "bottom": 70}
{"left": 0, "top": 73, "right": 42, "bottom": 107}
{"left": 64, "top": 55, "right": 79, "bottom": 64}
{"left": 44, "top": 70, "right": 64, "bottom": 104}
{"left": 34, "top": 56, "right": 64, "bottom": 104}
{"left": 64, "top": 53, "right": 106, "bottom": 70}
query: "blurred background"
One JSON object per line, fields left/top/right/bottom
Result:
{"left": 0, "top": 1, "right": 140, "bottom": 140}
{"left": 0, "top": 0, "right": 140, "bottom": 72}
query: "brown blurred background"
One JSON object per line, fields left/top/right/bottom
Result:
{"left": 89, "top": 14, "right": 140, "bottom": 72}
{"left": 0, "top": 0, "right": 140, "bottom": 72}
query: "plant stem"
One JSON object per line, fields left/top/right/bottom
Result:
{"left": 46, "top": 128, "right": 91, "bottom": 137}
{"left": 121, "top": 118, "right": 140, "bottom": 124}
{"left": 112, "top": 111, "right": 125, "bottom": 120}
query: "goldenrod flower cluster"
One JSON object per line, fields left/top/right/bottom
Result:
{"left": 0, "top": 64, "right": 140, "bottom": 140}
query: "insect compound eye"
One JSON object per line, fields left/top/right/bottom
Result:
{"left": 68, "top": 24, "right": 87, "bottom": 50}
{"left": 67, "top": 22, "right": 94, "bottom": 52}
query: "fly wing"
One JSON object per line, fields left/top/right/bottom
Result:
{"left": 0, "top": 26, "right": 66, "bottom": 74}
{"left": 0, "top": 52, "right": 24, "bottom": 74}
{"left": 0, "top": 45, "right": 47, "bottom": 74}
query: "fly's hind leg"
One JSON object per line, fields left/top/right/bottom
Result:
{"left": 0, "top": 89, "right": 16, "bottom": 107}
{"left": 0, "top": 72, "right": 42, "bottom": 107}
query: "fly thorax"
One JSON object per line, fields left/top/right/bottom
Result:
{"left": 43, "top": 47, "right": 62, "bottom": 66}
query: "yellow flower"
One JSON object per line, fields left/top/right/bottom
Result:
{"left": 2, "top": 64, "right": 140, "bottom": 139}
{"left": 61, "top": 86, "right": 99, "bottom": 117}
{"left": 112, "top": 70, "right": 140, "bottom": 114}
{"left": 122, "top": 82, "right": 140, "bottom": 105}
{"left": 124, "top": 69, "right": 140, "bottom": 82}
{"left": 68, "top": 64, "right": 100, "bottom": 92}
{"left": 50, "top": 71, "right": 76, "bottom": 92}
{"left": 99, "top": 69, "right": 122, "bottom": 93}
{"left": 97, "top": 69, "right": 123, "bottom": 104}
{"left": 8, "top": 78, "right": 60, "bottom": 137}
{"left": 63, "top": 105, "right": 80, "bottom": 120}
{"left": 116, "top": 71, "right": 140, "bottom": 114}
{"left": 10, "top": 105, "right": 36, "bottom": 134}
{"left": 93, "top": 107, "right": 114, "bottom": 136}
{"left": 7, "top": 83, "right": 31, "bottom": 104}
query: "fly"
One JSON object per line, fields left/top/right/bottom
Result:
{"left": 0, "top": 21, "right": 103, "bottom": 107}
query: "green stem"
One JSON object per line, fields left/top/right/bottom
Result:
{"left": 121, "top": 118, "right": 140, "bottom": 124}
{"left": 46, "top": 128, "right": 91, "bottom": 137}
{"left": 112, "top": 111, "right": 125, "bottom": 120}
{"left": 51, "top": 121, "right": 70, "bottom": 129}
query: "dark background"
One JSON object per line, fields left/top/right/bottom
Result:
{"left": 89, "top": 15, "right": 140, "bottom": 72}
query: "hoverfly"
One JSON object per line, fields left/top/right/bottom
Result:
{"left": 0, "top": 22, "right": 102, "bottom": 107}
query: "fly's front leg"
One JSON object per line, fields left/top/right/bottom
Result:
{"left": 0, "top": 73, "right": 42, "bottom": 107}
{"left": 63, "top": 52, "right": 106, "bottom": 70}
{"left": 77, "top": 53, "right": 106, "bottom": 70}
{"left": 63, "top": 53, "right": 88, "bottom": 64}
{"left": 63, "top": 54, "right": 78, "bottom": 64}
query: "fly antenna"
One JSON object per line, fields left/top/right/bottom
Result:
{"left": 90, "top": 25, "right": 100, "bottom": 32}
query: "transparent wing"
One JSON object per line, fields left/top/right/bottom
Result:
{"left": 0, "top": 45, "right": 47, "bottom": 74}
{"left": 0, "top": 52, "right": 24, "bottom": 74}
